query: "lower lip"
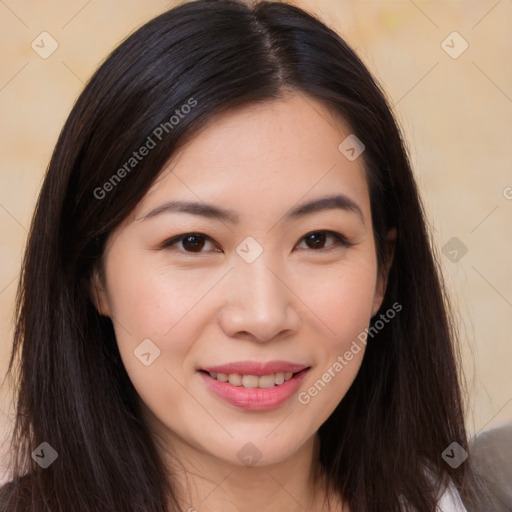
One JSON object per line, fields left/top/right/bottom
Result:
{"left": 199, "top": 369, "right": 310, "bottom": 411}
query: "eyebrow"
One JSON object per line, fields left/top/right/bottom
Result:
{"left": 140, "top": 193, "right": 364, "bottom": 225}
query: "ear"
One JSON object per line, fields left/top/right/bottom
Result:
{"left": 90, "top": 265, "right": 111, "bottom": 317}
{"left": 371, "top": 228, "right": 397, "bottom": 316}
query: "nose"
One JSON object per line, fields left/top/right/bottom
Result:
{"left": 217, "top": 257, "right": 301, "bottom": 343}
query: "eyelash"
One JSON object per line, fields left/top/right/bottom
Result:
{"left": 160, "top": 230, "right": 354, "bottom": 255}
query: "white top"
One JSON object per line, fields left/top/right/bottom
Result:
{"left": 399, "top": 479, "right": 468, "bottom": 511}
{"left": 436, "top": 481, "right": 468, "bottom": 512}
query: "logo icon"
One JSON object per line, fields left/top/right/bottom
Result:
{"left": 237, "top": 442, "right": 263, "bottom": 467}
{"left": 31, "top": 32, "right": 59, "bottom": 59}
{"left": 134, "top": 338, "right": 161, "bottom": 366}
{"left": 442, "top": 442, "right": 468, "bottom": 469}
{"left": 441, "top": 32, "right": 469, "bottom": 59}
{"left": 442, "top": 237, "right": 468, "bottom": 263}
{"left": 31, "top": 442, "right": 58, "bottom": 468}
{"left": 236, "top": 236, "right": 263, "bottom": 263}
{"left": 338, "top": 134, "right": 365, "bottom": 161}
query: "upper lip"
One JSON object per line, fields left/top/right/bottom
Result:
{"left": 200, "top": 360, "right": 309, "bottom": 376}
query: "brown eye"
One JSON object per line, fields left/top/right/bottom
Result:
{"left": 181, "top": 234, "right": 206, "bottom": 252}
{"left": 297, "top": 231, "right": 351, "bottom": 251}
{"left": 304, "top": 231, "right": 327, "bottom": 249}
{"left": 162, "top": 233, "right": 218, "bottom": 253}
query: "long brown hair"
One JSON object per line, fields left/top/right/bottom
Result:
{"left": 1, "top": 1, "right": 481, "bottom": 510}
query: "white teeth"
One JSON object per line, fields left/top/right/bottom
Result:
{"left": 228, "top": 373, "right": 242, "bottom": 386}
{"left": 208, "top": 371, "right": 298, "bottom": 388}
{"left": 241, "top": 375, "right": 259, "bottom": 388}
{"left": 258, "top": 374, "right": 277, "bottom": 388}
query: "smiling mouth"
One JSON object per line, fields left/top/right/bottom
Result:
{"left": 198, "top": 369, "right": 308, "bottom": 389}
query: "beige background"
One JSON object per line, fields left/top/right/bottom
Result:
{"left": 0, "top": 0, "right": 511, "bottom": 483}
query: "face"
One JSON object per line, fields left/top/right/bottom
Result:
{"left": 92, "top": 93, "right": 392, "bottom": 468}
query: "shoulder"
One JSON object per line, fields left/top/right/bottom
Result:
{"left": 469, "top": 422, "right": 512, "bottom": 511}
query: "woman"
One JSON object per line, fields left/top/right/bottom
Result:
{"left": 0, "top": 0, "right": 484, "bottom": 510}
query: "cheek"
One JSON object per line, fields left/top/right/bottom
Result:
{"left": 295, "top": 256, "right": 378, "bottom": 346}
{"left": 104, "top": 254, "right": 231, "bottom": 386}
{"left": 292, "top": 259, "right": 377, "bottom": 427}
{"left": 100, "top": 251, "right": 181, "bottom": 375}
{"left": 105, "top": 264, "right": 199, "bottom": 423}
{"left": 104, "top": 246, "right": 208, "bottom": 337}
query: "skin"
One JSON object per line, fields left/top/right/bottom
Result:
{"left": 92, "top": 92, "right": 395, "bottom": 512}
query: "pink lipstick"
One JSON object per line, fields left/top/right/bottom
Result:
{"left": 198, "top": 360, "right": 310, "bottom": 411}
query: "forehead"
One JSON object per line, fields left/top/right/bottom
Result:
{"left": 132, "top": 93, "right": 371, "bottom": 223}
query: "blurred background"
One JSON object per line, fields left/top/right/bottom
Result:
{"left": 0, "top": 0, "right": 511, "bottom": 485}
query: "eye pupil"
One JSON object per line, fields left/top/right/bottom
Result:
{"left": 183, "top": 234, "right": 205, "bottom": 252}
{"left": 305, "top": 231, "right": 326, "bottom": 249}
